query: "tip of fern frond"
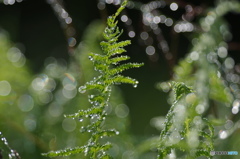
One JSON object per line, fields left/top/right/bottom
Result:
{"left": 115, "top": 0, "right": 128, "bottom": 17}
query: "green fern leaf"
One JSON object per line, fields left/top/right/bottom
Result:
{"left": 43, "top": 0, "right": 143, "bottom": 158}
{"left": 108, "top": 55, "right": 130, "bottom": 64}
{"left": 109, "top": 63, "right": 143, "bottom": 76}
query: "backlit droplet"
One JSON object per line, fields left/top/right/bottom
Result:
{"left": 190, "top": 51, "right": 199, "bottom": 61}
{"left": 115, "top": 104, "right": 129, "bottom": 118}
{"left": 187, "top": 130, "right": 199, "bottom": 148}
{"left": 146, "top": 46, "right": 155, "bottom": 55}
{"left": 225, "top": 120, "right": 233, "bottom": 129}
{"left": 128, "top": 31, "right": 135, "bottom": 38}
{"left": 4, "top": 0, "right": 15, "bottom": 5}
{"left": 68, "top": 37, "right": 76, "bottom": 47}
{"left": 24, "top": 118, "right": 37, "bottom": 131}
{"left": 97, "top": 2, "right": 105, "bottom": 10}
{"left": 217, "top": 46, "right": 227, "bottom": 58}
{"left": 165, "top": 18, "right": 173, "bottom": 26}
{"left": 195, "top": 104, "right": 205, "bottom": 114}
{"left": 78, "top": 85, "right": 87, "bottom": 93}
{"left": 7, "top": 47, "right": 21, "bottom": 62}
{"left": 219, "top": 130, "right": 228, "bottom": 139}
{"left": 48, "top": 102, "right": 63, "bottom": 117}
{"left": 170, "top": 2, "right": 178, "bottom": 11}
{"left": 121, "top": 15, "right": 128, "bottom": 22}
{"left": 140, "top": 32, "right": 149, "bottom": 40}
{"left": 185, "top": 93, "right": 197, "bottom": 104}
{"left": 168, "top": 131, "right": 181, "bottom": 145}
{"left": 153, "top": 16, "right": 161, "bottom": 24}
{"left": 18, "top": 95, "right": 34, "bottom": 112}
{"left": 232, "top": 106, "right": 239, "bottom": 114}
{"left": 224, "top": 57, "right": 235, "bottom": 69}
{"left": 133, "top": 81, "right": 139, "bottom": 88}
{"left": 105, "top": 0, "right": 113, "bottom": 4}
{"left": 62, "top": 118, "right": 76, "bottom": 132}
{"left": 0, "top": 81, "right": 11, "bottom": 96}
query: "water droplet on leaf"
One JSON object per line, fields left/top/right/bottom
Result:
{"left": 78, "top": 85, "right": 87, "bottom": 93}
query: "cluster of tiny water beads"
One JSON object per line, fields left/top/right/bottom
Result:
{"left": 0, "top": 132, "right": 20, "bottom": 159}
{"left": 77, "top": 85, "right": 120, "bottom": 136}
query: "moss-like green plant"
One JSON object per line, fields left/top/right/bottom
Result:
{"left": 43, "top": 0, "right": 143, "bottom": 158}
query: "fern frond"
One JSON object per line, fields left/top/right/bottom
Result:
{"left": 43, "top": 0, "right": 143, "bottom": 158}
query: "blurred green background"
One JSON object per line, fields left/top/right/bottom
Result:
{"left": 0, "top": 0, "right": 240, "bottom": 158}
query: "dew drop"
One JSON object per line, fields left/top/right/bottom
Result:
{"left": 62, "top": 118, "right": 76, "bottom": 132}
{"left": 128, "top": 31, "right": 135, "bottom": 38}
{"left": 146, "top": 46, "right": 155, "bottom": 55}
{"left": 140, "top": 32, "right": 149, "bottom": 40}
{"left": 0, "top": 81, "right": 11, "bottom": 96}
{"left": 232, "top": 106, "right": 239, "bottom": 114}
{"left": 185, "top": 93, "right": 197, "bottom": 104}
{"left": 78, "top": 85, "right": 87, "bottom": 93}
{"left": 195, "top": 104, "right": 205, "bottom": 114}
{"left": 219, "top": 130, "right": 228, "bottom": 139}
{"left": 190, "top": 51, "right": 199, "bottom": 61}
{"left": 97, "top": 2, "right": 105, "bottom": 10}
{"left": 87, "top": 129, "right": 92, "bottom": 133}
{"left": 218, "top": 46, "right": 227, "bottom": 58}
{"left": 224, "top": 57, "right": 235, "bottom": 69}
{"left": 115, "top": 104, "right": 129, "bottom": 118}
{"left": 18, "top": 94, "right": 34, "bottom": 112}
{"left": 68, "top": 37, "right": 76, "bottom": 47}
{"left": 89, "top": 56, "right": 93, "bottom": 61}
{"left": 170, "top": 3, "right": 178, "bottom": 11}
{"left": 121, "top": 15, "right": 128, "bottom": 22}
{"left": 225, "top": 120, "right": 233, "bottom": 129}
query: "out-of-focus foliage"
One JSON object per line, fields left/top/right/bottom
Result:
{"left": 158, "top": 82, "right": 214, "bottom": 158}
{"left": 0, "top": 31, "right": 37, "bottom": 158}
{"left": 156, "top": 1, "right": 240, "bottom": 159}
